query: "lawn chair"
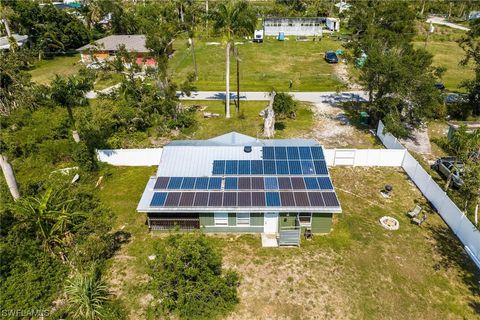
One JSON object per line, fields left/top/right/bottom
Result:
{"left": 412, "top": 213, "right": 427, "bottom": 226}
{"left": 407, "top": 205, "right": 422, "bottom": 218}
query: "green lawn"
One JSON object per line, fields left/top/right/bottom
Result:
{"left": 29, "top": 54, "right": 82, "bottom": 84}
{"left": 170, "top": 37, "right": 346, "bottom": 92}
{"left": 97, "top": 166, "right": 480, "bottom": 319}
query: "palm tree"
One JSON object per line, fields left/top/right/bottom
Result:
{"left": 15, "top": 188, "right": 84, "bottom": 258}
{"left": 65, "top": 271, "right": 109, "bottom": 320}
{"left": 50, "top": 74, "right": 94, "bottom": 143}
{"left": 0, "top": 154, "right": 20, "bottom": 201}
{"left": 210, "top": 1, "right": 256, "bottom": 118}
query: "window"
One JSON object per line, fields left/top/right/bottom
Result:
{"left": 214, "top": 212, "right": 228, "bottom": 226}
{"left": 236, "top": 213, "right": 250, "bottom": 226}
{"left": 298, "top": 213, "right": 312, "bottom": 227}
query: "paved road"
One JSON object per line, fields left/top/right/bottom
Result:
{"left": 178, "top": 90, "right": 369, "bottom": 104}
{"left": 426, "top": 16, "right": 470, "bottom": 31}
{"left": 85, "top": 83, "right": 121, "bottom": 99}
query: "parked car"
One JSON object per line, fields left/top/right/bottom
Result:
{"left": 444, "top": 93, "right": 467, "bottom": 104}
{"left": 431, "top": 157, "right": 464, "bottom": 188}
{"left": 324, "top": 51, "right": 338, "bottom": 63}
{"left": 434, "top": 83, "right": 445, "bottom": 90}
{"left": 86, "top": 60, "right": 106, "bottom": 70}
{"left": 253, "top": 30, "right": 264, "bottom": 43}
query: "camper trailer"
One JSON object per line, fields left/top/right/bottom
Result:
{"left": 253, "top": 29, "right": 264, "bottom": 43}
{"left": 326, "top": 18, "right": 340, "bottom": 32}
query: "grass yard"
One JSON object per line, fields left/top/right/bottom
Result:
{"left": 98, "top": 166, "right": 480, "bottom": 320}
{"left": 179, "top": 100, "right": 314, "bottom": 140}
{"left": 170, "top": 37, "right": 346, "bottom": 92}
{"left": 29, "top": 54, "right": 82, "bottom": 84}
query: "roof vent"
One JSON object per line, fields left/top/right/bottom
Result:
{"left": 244, "top": 146, "right": 252, "bottom": 153}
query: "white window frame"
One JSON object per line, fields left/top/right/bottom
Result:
{"left": 214, "top": 212, "right": 228, "bottom": 226}
{"left": 298, "top": 213, "right": 312, "bottom": 227}
{"left": 236, "top": 212, "right": 250, "bottom": 227}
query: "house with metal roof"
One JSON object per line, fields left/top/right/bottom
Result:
{"left": 76, "top": 35, "right": 155, "bottom": 66}
{"left": 137, "top": 132, "right": 341, "bottom": 246}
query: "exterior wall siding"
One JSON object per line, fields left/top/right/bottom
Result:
{"left": 250, "top": 212, "right": 264, "bottom": 226}
{"left": 279, "top": 213, "right": 297, "bottom": 231}
{"left": 202, "top": 226, "right": 263, "bottom": 233}
{"left": 199, "top": 212, "right": 214, "bottom": 227}
{"left": 311, "top": 212, "right": 333, "bottom": 233}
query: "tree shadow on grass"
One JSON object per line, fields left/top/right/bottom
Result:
{"left": 428, "top": 224, "right": 480, "bottom": 312}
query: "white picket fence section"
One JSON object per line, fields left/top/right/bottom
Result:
{"left": 376, "top": 121, "right": 480, "bottom": 270}
{"left": 96, "top": 148, "right": 162, "bottom": 166}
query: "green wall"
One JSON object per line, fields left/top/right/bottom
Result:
{"left": 279, "top": 213, "right": 298, "bottom": 231}
{"left": 311, "top": 212, "right": 333, "bottom": 233}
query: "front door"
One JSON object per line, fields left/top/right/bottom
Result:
{"left": 264, "top": 212, "right": 278, "bottom": 234}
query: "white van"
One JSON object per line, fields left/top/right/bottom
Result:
{"left": 253, "top": 29, "right": 264, "bottom": 43}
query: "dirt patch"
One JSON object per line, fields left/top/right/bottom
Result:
{"left": 400, "top": 126, "right": 432, "bottom": 159}
{"left": 310, "top": 101, "right": 377, "bottom": 148}
{"left": 333, "top": 62, "right": 362, "bottom": 91}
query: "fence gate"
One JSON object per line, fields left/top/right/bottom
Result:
{"left": 333, "top": 149, "right": 356, "bottom": 166}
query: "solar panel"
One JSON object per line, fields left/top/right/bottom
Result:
{"left": 308, "top": 192, "right": 325, "bottom": 206}
{"left": 212, "top": 160, "right": 225, "bottom": 175}
{"left": 238, "top": 160, "right": 251, "bottom": 175}
{"left": 223, "top": 192, "right": 237, "bottom": 206}
{"left": 264, "top": 177, "right": 279, "bottom": 189}
{"left": 193, "top": 192, "right": 209, "bottom": 206}
{"left": 225, "top": 160, "right": 238, "bottom": 174}
{"left": 263, "top": 160, "right": 276, "bottom": 174}
{"left": 317, "top": 177, "right": 333, "bottom": 189}
{"left": 208, "top": 177, "right": 222, "bottom": 190}
{"left": 293, "top": 192, "right": 310, "bottom": 206}
{"left": 310, "top": 146, "right": 324, "bottom": 159}
{"left": 167, "top": 177, "right": 183, "bottom": 189}
{"left": 304, "top": 177, "right": 319, "bottom": 189}
{"left": 278, "top": 177, "right": 292, "bottom": 189}
{"left": 291, "top": 177, "right": 306, "bottom": 189}
{"left": 238, "top": 177, "right": 251, "bottom": 190}
{"left": 274, "top": 147, "right": 287, "bottom": 159}
{"left": 165, "top": 192, "right": 181, "bottom": 206}
{"left": 280, "top": 192, "right": 295, "bottom": 206}
{"left": 251, "top": 177, "right": 265, "bottom": 189}
{"left": 299, "top": 147, "right": 312, "bottom": 159}
{"left": 287, "top": 147, "right": 300, "bottom": 160}
{"left": 288, "top": 161, "right": 302, "bottom": 174}
{"left": 263, "top": 147, "right": 275, "bottom": 159}
{"left": 181, "top": 177, "right": 196, "bottom": 189}
{"left": 208, "top": 192, "right": 223, "bottom": 206}
{"left": 322, "top": 192, "right": 340, "bottom": 207}
{"left": 266, "top": 192, "right": 281, "bottom": 206}
{"left": 276, "top": 160, "right": 289, "bottom": 174}
{"left": 251, "top": 160, "right": 264, "bottom": 175}
{"left": 224, "top": 177, "right": 238, "bottom": 190}
{"left": 237, "top": 192, "right": 252, "bottom": 206}
{"left": 179, "top": 192, "right": 195, "bottom": 206}
{"left": 154, "top": 177, "right": 169, "bottom": 189}
{"left": 314, "top": 161, "right": 328, "bottom": 175}
{"left": 150, "top": 192, "right": 167, "bottom": 206}
{"left": 195, "top": 177, "right": 209, "bottom": 189}
{"left": 251, "top": 192, "right": 266, "bottom": 206}
{"left": 301, "top": 161, "right": 315, "bottom": 174}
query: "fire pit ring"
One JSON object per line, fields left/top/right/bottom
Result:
{"left": 379, "top": 216, "right": 400, "bottom": 231}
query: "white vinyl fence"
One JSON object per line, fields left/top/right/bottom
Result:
{"left": 96, "top": 148, "right": 162, "bottom": 166}
{"left": 324, "top": 148, "right": 405, "bottom": 167}
{"left": 376, "top": 121, "right": 480, "bottom": 270}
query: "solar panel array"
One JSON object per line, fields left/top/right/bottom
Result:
{"left": 150, "top": 191, "right": 340, "bottom": 208}
{"left": 154, "top": 176, "right": 334, "bottom": 191}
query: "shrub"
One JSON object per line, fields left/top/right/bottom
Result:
{"left": 73, "top": 142, "right": 97, "bottom": 172}
{"left": 149, "top": 233, "right": 239, "bottom": 319}
{"left": 273, "top": 92, "right": 297, "bottom": 119}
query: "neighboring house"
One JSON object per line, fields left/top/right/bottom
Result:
{"left": 447, "top": 121, "right": 480, "bottom": 140}
{"left": 0, "top": 34, "right": 28, "bottom": 51}
{"left": 263, "top": 17, "right": 326, "bottom": 36}
{"left": 326, "top": 17, "right": 340, "bottom": 32}
{"left": 137, "top": 132, "right": 342, "bottom": 245}
{"left": 76, "top": 35, "right": 156, "bottom": 66}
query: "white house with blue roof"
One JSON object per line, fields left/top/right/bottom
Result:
{"left": 137, "top": 132, "right": 341, "bottom": 245}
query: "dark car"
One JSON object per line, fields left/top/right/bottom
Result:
{"left": 325, "top": 51, "right": 338, "bottom": 63}
{"left": 431, "top": 157, "right": 464, "bottom": 188}
{"left": 434, "top": 83, "right": 445, "bottom": 90}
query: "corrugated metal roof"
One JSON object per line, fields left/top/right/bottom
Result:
{"left": 77, "top": 35, "right": 149, "bottom": 52}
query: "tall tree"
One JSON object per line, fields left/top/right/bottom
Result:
{"left": 50, "top": 73, "right": 94, "bottom": 142}
{"left": 210, "top": 1, "right": 256, "bottom": 118}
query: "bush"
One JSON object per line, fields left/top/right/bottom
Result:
{"left": 273, "top": 92, "right": 297, "bottom": 119}
{"left": 149, "top": 233, "right": 239, "bottom": 319}
{"left": 73, "top": 142, "right": 97, "bottom": 171}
